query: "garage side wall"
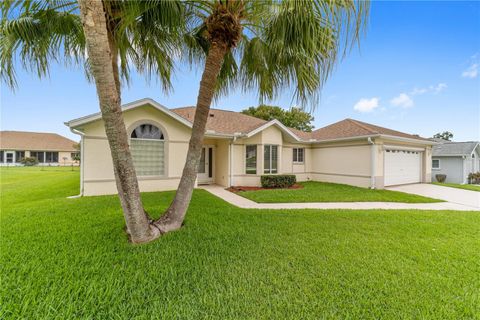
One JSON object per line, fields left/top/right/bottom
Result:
{"left": 311, "top": 143, "right": 372, "bottom": 188}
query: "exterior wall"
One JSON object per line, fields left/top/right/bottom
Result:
{"left": 214, "top": 139, "right": 230, "bottom": 187}
{"left": 230, "top": 125, "right": 312, "bottom": 187}
{"left": 311, "top": 142, "right": 372, "bottom": 188}
{"left": 474, "top": 148, "right": 480, "bottom": 173}
{"left": 431, "top": 156, "right": 464, "bottom": 184}
{"left": 80, "top": 105, "right": 193, "bottom": 196}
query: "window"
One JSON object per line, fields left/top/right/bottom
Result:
{"left": 130, "top": 124, "right": 165, "bottom": 176}
{"left": 15, "top": 151, "right": 25, "bottom": 163}
{"left": 45, "top": 152, "right": 58, "bottom": 163}
{"left": 264, "top": 145, "right": 278, "bottom": 174}
{"left": 432, "top": 159, "right": 440, "bottom": 169}
{"left": 71, "top": 153, "right": 80, "bottom": 161}
{"left": 293, "top": 148, "right": 304, "bottom": 163}
{"left": 0, "top": 151, "right": 3, "bottom": 162}
{"left": 245, "top": 145, "right": 257, "bottom": 174}
{"left": 31, "top": 151, "right": 45, "bottom": 163}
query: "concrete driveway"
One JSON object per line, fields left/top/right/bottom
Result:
{"left": 387, "top": 184, "right": 480, "bottom": 210}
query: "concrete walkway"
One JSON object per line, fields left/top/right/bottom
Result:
{"left": 199, "top": 185, "right": 480, "bottom": 211}
{"left": 387, "top": 184, "right": 480, "bottom": 209}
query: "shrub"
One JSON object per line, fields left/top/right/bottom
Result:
{"left": 468, "top": 172, "right": 480, "bottom": 184}
{"left": 435, "top": 174, "right": 447, "bottom": 183}
{"left": 21, "top": 157, "right": 38, "bottom": 166}
{"left": 261, "top": 175, "right": 296, "bottom": 188}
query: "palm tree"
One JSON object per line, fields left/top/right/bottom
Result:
{"left": 2, "top": 0, "right": 369, "bottom": 243}
{"left": 1, "top": 0, "right": 184, "bottom": 243}
{"left": 154, "top": 0, "right": 370, "bottom": 232}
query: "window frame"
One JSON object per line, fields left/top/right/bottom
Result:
{"left": 245, "top": 145, "right": 257, "bottom": 175}
{"left": 15, "top": 151, "right": 25, "bottom": 163}
{"left": 129, "top": 123, "right": 166, "bottom": 177}
{"left": 432, "top": 159, "right": 440, "bottom": 170}
{"left": 264, "top": 144, "right": 278, "bottom": 174}
{"left": 292, "top": 148, "right": 305, "bottom": 164}
{"left": 30, "top": 151, "right": 45, "bottom": 163}
{"left": 45, "top": 151, "right": 59, "bottom": 163}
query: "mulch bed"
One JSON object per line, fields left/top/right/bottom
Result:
{"left": 227, "top": 184, "right": 304, "bottom": 193}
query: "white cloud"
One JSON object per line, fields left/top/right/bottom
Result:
{"left": 431, "top": 83, "right": 447, "bottom": 94}
{"left": 390, "top": 93, "right": 414, "bottom": 108}
{"left": 411, "top": 83, "right": 447, "bottom": 96}
{"left": 411, "top": 87, "right": 427, "bottom": 95}
{"left": 353, "top": 97, "right": 380, "bottom": 113}
{"left": 462, "top": 63, "right": 478, "bottom": 78}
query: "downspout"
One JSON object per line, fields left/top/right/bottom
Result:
{"left": 368, "top": 137, "right": 376, "bottom": 189}
{"left": 69, "top": 127, "right": 85, "bottom": 197}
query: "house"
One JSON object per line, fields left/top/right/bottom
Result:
{"left": 431, "top": 140, "right": 480, "bottom": 184}
{"left": 65, "top": 98, "right": 434, "bottom": 196}
{"left": 0, "top": 131, "right": 79, "bottom": 166}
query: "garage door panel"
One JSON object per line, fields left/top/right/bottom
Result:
{"left": 384, "top": 149, "right": 422, "bottom": 186}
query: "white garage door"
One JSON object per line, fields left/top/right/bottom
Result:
{"left": 384, "top": 149, "right": 422, "bottom": 186}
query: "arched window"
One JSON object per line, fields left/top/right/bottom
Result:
{"left": 130, "top": 124, "right": 165, "bottom": 176}
{"left": 131, "top": 124, "right": 164, "bottom": 140}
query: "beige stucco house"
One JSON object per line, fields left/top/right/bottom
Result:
{"left": 66, "top": 98, "right": 434, "bottom": 196}
{"left": 0, "top": 131, "right": 79, "bottom": 166}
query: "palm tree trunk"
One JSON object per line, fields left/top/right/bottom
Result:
{"left": 78, "top": 0, "right": 158, "bottom": 243}
{"left": 155, "top": 42, "right": 228, "bottom": 232}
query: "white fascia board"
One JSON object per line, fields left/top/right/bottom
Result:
{"left": 313, "top": 134, "right": 380, "bottom": 144}
{"left": 378, "top": 134, "right": 436, "bottom": 145}
{"left": 65, "top": 98, "right": 193, "bottom": 129}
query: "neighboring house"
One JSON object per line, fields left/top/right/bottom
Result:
{"left": 431, "top": 140, "right": 480, "bottom": 184}
{"left": 65, "top": 98, "right": 434, "bottom": 196}
{"left": 0, "top": 131, "right": 79, "bottom": 166}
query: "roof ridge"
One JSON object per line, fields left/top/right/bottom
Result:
{"left": 0, "top": 130, "right": 64, "bottom": 136}
{"left": 172, "top": 106, "right": 244, "bottom": 113}
{"left": 346, "top": 118, "right": 378, "bottom": 134}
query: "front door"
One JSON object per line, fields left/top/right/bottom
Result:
{"left": 5, "top": 152, "right": 14, "bottom": 164}
{"left": 197, "top": 146, "right": 214, "bottom": 184}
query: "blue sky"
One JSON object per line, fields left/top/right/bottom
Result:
{"left": 1, "top": 1, "right": 479, "bottom": 141}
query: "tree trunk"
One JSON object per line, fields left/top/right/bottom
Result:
{"left": 155, "top": 42, "right": 228, "bottom": 232}
{"left": 78, "top": 0, "right": 158, "bottom": 243}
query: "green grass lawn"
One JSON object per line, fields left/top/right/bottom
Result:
{"left": 237, "top": 181, "right": 442, "bottom": 203}
{"left": 433, "top": 182, "right": 480, "bottom": 192}
{"left": 1, "top": 167, "right": 479, "bottom": 319}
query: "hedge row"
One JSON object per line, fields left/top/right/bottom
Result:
{"left": 260, "top": 175, "right": 296, "bottom": 188}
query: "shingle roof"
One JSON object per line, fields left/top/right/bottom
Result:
{"left": 0, "top": 131, "right": 78, "bottom": 151}
{"left": 172, "top": 108, "right": 430, "bottom": 143}
{"left": 172, "top": 107, "right": 268, "bottom": 135}
{"left": 432, "top": 141, "right": 479, "bottom": 156}
{"left": 311, "top": 118, "right": 430, "bottom": 141}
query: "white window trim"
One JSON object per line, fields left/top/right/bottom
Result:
{"left": 432, "top": 159, "right": 441, "bottom": 170}
{"left": 292, "top": 148, "right": 305, "bottom": 164}
{"left": 264, "top": 144, "right": 279, "bottom": 174}
{"left": 128, "top": 122, "right": 167, "bottom": 178}
{"left": 245, "top": 145, "right": 257, "bottom": 175}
